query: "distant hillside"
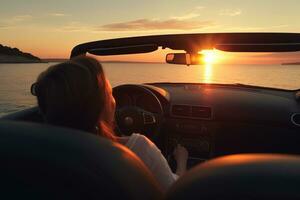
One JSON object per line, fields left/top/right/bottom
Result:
{"left": 42, "top": 58, "right": 68, "bottom": 62}
{"left": 282, "top": 62, "right": 300, "bottom": 65}
{"left": 0, "top": 44, "right": 42, "bottom": 63}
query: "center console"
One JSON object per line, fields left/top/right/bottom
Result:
{"left": 164, "top": 118, "right": 215, "bottom": 169}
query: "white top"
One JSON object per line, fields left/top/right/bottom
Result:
{"left": 125, "top": 133, "right": 178, "bottom": 190}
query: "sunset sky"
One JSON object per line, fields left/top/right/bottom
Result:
{"left": 1, "top": 0, "right": 300, "bottom": 63}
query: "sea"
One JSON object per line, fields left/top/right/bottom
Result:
{"left": 0, "top": 62, "right": 300, "bottom": 117}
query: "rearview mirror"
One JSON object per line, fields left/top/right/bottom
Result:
{"left": 166, "top": 53, "right": 204, "bottom": 66}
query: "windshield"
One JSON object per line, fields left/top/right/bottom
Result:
{"left": 94, "top": 49, "right": 300, "bottom": 90}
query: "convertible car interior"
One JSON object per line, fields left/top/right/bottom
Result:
{"left": 1, "top": 33, "right": 300, "bottom": 199}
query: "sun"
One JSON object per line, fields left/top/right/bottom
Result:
{"left": 201, "top": 50, "right": 217, "bottom": 64}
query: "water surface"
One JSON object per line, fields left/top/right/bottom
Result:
{"left": 0, "top": 62, "right": 299, "bottom": 116}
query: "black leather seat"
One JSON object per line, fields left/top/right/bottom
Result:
{"left": 0, "top": 121, "right": 162, "bottom": 200}
{"left": 167, "top": 154, "right": 300, "bottom": 200}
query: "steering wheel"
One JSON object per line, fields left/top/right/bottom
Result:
{"left": 113, "top": 85, "right": 164, "bottom": 140}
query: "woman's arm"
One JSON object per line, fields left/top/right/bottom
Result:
{"left": 126, "top": 134, "right": 187, "bottom": 190}
{"left": 173, "top": 144, "right": 188, "bottom": 176}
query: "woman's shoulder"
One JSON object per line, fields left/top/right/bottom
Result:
{"left": 125, "top": 133, "right": 156, "bottom": 151}
{"left": 132, "top": 133, "right": 154, "bottom": 146}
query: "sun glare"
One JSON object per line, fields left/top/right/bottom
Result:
{"left": 201, "top": 50, "right": 217, "bottom": 64}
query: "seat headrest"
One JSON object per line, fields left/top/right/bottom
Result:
{"left": 167, "top": 154, "right": 300, "bottom": 200}
{"left": 0, "top": 120, "right": 162, "bottom": 200}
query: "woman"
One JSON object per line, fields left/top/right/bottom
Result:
{"left": 31, "top": 56, "right": 188, "bottom": 190}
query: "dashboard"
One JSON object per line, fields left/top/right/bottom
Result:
{"left": 113, "top": 83, "right": 300, "bottom": 168}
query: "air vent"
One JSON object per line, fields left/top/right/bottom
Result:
{"left": 192, "top": 106, "right": 212, "bottom": 119}
{"left": 291, "top": 113, "right": 300, "bottom": 127}
{"left": 171, "top": 105, "right": 191, "bottom": 116}
{"left": 171, "top": 105, "right": 212, "bottom": 119}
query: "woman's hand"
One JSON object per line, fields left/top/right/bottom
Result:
{"left": 173, "top": 144, "right": 188, "bottom": 176}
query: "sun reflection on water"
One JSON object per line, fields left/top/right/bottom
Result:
{"left": 199, "top": 50, "right": 217, "bottom": 83}
{"left": 203, "top": 63, "right": 213, "bottom": 83}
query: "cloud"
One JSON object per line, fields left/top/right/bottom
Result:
{"left": 48, "top": 13, "right": 70, "bottom": 17}
{"left": 0, "top": 24, "right": 11, "bottom": 29}
{"left": 269, "top": 24, "right": 289, "bottom": 29}
{"left": 0, "top": 15, "right": 32, "bottom": 29}
{"left": 220, "top": 9, "right": 242, "bottom": 16}
{"left": 10, "top": 15, "right": 32, "bottom": 22}
{"left": 171, "top": 13, "right": 200, "bottom": 20}
{"left": 171, "top": 6, "right": 205, "bottom": 20}
{"left": 97, "top": 18, "right": 215, "bottom": 31}
{"left": 195, "top": 6, "right": 205, "bottom": 10}
{"left": 56, "top": 21, "right": 90, "bottom": 32}
{"left": 222, "top": 24, "right": 289, "bottom": 31}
